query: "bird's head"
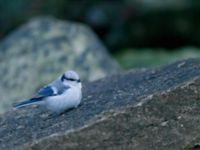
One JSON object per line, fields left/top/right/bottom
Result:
{"left": 61, "top": 70, "right": 81, "bottom": 88}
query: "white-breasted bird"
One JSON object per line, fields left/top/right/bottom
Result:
{"left": 13, "top": 70, "right": 82, "bottom": 114}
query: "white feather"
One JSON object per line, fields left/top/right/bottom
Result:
{"left": 44, "top": 82, "right": 82, "bottom": 113}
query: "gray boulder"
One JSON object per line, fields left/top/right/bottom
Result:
{"left": 0, "top": 17, "right": 120, "bottom": 113}
{"left": 1, "top": 58, "right": 200, "bottom": 149}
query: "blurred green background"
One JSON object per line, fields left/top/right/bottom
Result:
{"left": 1, "top": 0, "right": 200, "bottom": 69}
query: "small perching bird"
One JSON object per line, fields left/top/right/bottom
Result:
{"left": 13, "top": 70, "right": 82, "bottom": 114}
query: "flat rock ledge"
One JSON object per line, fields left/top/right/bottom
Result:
{"left": 1, "top": 58, "right": 200, "bottom": 150}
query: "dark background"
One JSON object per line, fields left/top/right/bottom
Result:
{"left": 1, "top": 0, "right": 200, "bottom": 68}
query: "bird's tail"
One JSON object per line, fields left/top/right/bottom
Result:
{"left": 13, "top": 97, "right": 43, "bottom": 108}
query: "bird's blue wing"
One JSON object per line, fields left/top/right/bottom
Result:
{"left": 35, "top": 86, "right": 56, "bottom": 98}
{"left": 13, "top": 85, "right": 70, "bottom": 108}
{"left": 13, "top": 86, "right": 58, "bottom": 108}
{"left": 35, "top": 85, "right": 70, "bottom": 98}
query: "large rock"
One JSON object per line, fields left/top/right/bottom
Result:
{"left": 1, "top": 58, "right": 200, "bottom": 149}
{"left": 0, "top": 17, "right": 120, "bottom": 113}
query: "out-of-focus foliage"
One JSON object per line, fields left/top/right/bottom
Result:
{"left": 0, "top": 0, "right": 200, "bottom": 51}
{"left": 114, "top": 47, "right": 200, "bottom": 69}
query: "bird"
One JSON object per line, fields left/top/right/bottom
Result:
{"left": 13, "top": 70, "right": 82, "bottom": 114}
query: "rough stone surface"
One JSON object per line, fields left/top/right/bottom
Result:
{"left": 0, "top": 17, "right": 120, "bottom": 113}
{"left": 1, "top": 58, "right": 200, "bottom": 149}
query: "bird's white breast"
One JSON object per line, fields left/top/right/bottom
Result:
{"left": 44, "top": 86, "right": 82, "bottom": 113}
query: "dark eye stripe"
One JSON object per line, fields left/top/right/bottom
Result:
{"left": 66, "top": 78, "right": 76, "bottom": 81}
{"left": 61, "top": 75, "right": 81, "bottom": 82}
{"left": 67, "top": 78, "right": 81, "bottom": 82}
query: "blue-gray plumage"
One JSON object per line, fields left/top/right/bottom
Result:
{"left": 13, "top": 70, "right": 82, "bottom": 114}
{"left": 37, "top": 86, "right": 56, "bottom": 97}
